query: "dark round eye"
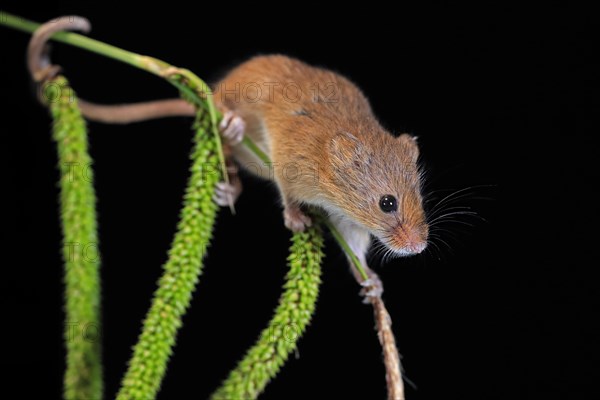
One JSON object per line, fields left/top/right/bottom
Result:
{"left": 379, "top": 195, "right": 398, "bottom": 213}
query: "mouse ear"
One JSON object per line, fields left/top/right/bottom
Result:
{"left": 328, "top": 131, "right": 366, "bottom": 168}
{"left": 398, "top": 134, "right": 420, "bottom": 163}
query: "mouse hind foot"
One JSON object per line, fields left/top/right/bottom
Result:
{"left": 212, "top": 158, "right": 243, "bottom": 207}
{"left": 283, "top": 203, "right": 312, "bottom": 232}
{"left": 219, "top": 110, "right": 245, "bottom": 145}
{"left": 213, "top": 179, "right": 242, "bottom": 207}
{"left": 360, "top": 269, "right": 384, "bottom": 303}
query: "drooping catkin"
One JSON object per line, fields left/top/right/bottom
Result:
{"left": 116, "top": 110, "right": 221, "bottom": 400}
{"left": 211, "top": 225, "right": 324, "bottom": 400}
{"left": 49, "top": 76, "right": 103, "bottom": 400}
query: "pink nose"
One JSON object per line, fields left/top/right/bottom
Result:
{"left": 398, "top": 226, "right": 428, "bottom": 254}
{"left": 405, "top": 241, "right": 427, "bottom": 254}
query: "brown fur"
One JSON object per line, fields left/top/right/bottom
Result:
{"left": 213, "top": 55, "right": 428, "bottom": 253}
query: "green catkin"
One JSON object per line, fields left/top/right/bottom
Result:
{"left": 50, "top": 76, "right": 103, "bottom": 400}
{"left": 211, "top": 225, "right": 325, "bottom": 400}
{"left": 115, "top": 110, "right": 221, "bottom": 400}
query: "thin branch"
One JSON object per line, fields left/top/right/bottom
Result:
{"left": 372, "top": 297, "right": 405, "bottom": 400}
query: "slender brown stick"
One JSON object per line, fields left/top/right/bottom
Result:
{"left": 371, "top": 295, "right": 405, "bottom": 400}
{"left": 352, "top": 266, "right": 406, "bottom": 399}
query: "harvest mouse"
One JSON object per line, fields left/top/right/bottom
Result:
{"left": 212, "top": 56, "right": 428, "bottom": 283}
{"left": 79, "top": 55, "right": 429, "bottom": 295}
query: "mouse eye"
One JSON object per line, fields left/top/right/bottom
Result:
{"left": 379, "top": 195, "right": 398, "bottom": 213}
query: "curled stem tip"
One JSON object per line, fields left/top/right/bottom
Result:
{"left": 27, "top": 16, "right": 90, "bottom": 83}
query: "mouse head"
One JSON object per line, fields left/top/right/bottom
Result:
{"left": 327, "top": 131, "right": 428, "bottom": 256}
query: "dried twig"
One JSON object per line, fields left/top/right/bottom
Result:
{"left": 371, "top": 295, "right": 405, "bottom": 400}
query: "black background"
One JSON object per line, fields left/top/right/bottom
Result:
{"left": 1, "top": 2, "right": 596, "bottom": 399}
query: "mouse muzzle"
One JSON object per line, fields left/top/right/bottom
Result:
{"left": 388, "top": 224, "right": 428, "bottom": 255}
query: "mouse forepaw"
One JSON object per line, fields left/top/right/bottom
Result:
{"left": 219, "top": 111, "right": 245, "bottom": 145}
{"left": 283, "top": 205, "right": 312, "bottom": 232}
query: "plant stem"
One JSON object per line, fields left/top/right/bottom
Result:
{"left": 373, "top": 297, "right": 405, "bottom": 400}
{"left": 1, "top": 12, "right": 238, "bottom": 213}
{"left": 2, "top": 12, "right": 142, "bottom": 69}
{"left": 241, "top": 137, "right": 271, "bottom": 165}
{"left": 320, "top": 216, "right": 369, "bottom": 280}
{"left": 1, "top": 10, "right": 366, "bottom": 279}
{"left": 50, "top": 75, "right": 103, "bottom": 400}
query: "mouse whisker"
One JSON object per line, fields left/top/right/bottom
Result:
{"left": 432, "top": 219, "right": 477, "bottom": 228}
{"left": 427, "top": 210, "right": 479, "bottom": 226}
{"left": 425, "top": 237, "right": 443, "bottom": 260}
{"left": 427, "top": 207, "right": 477, "bottom": 224}
{"left": 368, "top": 240, "right": 391, "bottom": 266}
{"left": 425, "top": 185, "right": 493, "bottom": 216}
{"left": 427, "top": 233, "right": 454, "bottom": 254}
{"left": 382, "top": 247, "right": 396, "bottom": 264}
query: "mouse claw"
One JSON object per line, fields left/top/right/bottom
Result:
{"left": 360, "top": 273, "right": 384, "bottom": 303}
{"left": 283, "top": 206, "right": 312, "bottom": 232}
{"left": 219, "top": 111, "right": 245, "bottom": 145}
{"left": 213, "top": 181, "right": 241, "bottom": 207}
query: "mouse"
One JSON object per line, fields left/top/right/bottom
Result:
{"left": 79, "top": 55, "right": 429, "bottom": 295}
{"left": 212, "top": 55, "right": 428, "bottom": 281}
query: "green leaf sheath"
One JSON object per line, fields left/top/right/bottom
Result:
{"left": 115, "top": 110, "right": 221, "bottom": 400}
{"left": 50, "top": 76, "right": 103, "bottom": 400}
{"left": 211, "top": 225, "right": 325, "bottom": 400}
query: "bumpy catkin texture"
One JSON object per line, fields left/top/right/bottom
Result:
{"left": 211, "top": 225, "right": 324, "bottom": 400}
{"left": 50, "top": 76, "right": 103, "bottom": 400}
{"left": 116, "top": 111, "right": 221, "bottom": 400}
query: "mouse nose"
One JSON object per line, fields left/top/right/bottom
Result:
{"left": 398, "top": 226, "right": 428, "bottom": 254}
{"left": 405, "top": 240, "right": 427, "bottom": 254}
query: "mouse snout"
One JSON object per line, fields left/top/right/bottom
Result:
{"left": 390, "top": 225, "right": 428, "bottom": 255}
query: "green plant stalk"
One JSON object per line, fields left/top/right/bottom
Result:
{"left": 50, "top": 76, "right": 103, "bottom": 400}
{"left": 321, "top": 217, "right": 368, "bottom": 280}
{"left": 169, "top": 77, "right": 233, "bottom": 214}
{"left": 0, "top": 12, "right": 232, "bottom": 202}
{"left": 116, "top": 110, "right": 221, "bottom": 400}
{"left": 1, "top": 12, "right": 149, "bottom": 71}
{"left": 171, "top": 80, "right": 271, "bottom": 165}
{"left": 1, "top": 14, "right": 361, "bottom": 270}
{"left": 211, "top": 225, "right": 324, "bottom": 400}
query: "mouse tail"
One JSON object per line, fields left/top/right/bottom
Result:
{"left": 77, "top": 98, "right": 195, "bottom": 124}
